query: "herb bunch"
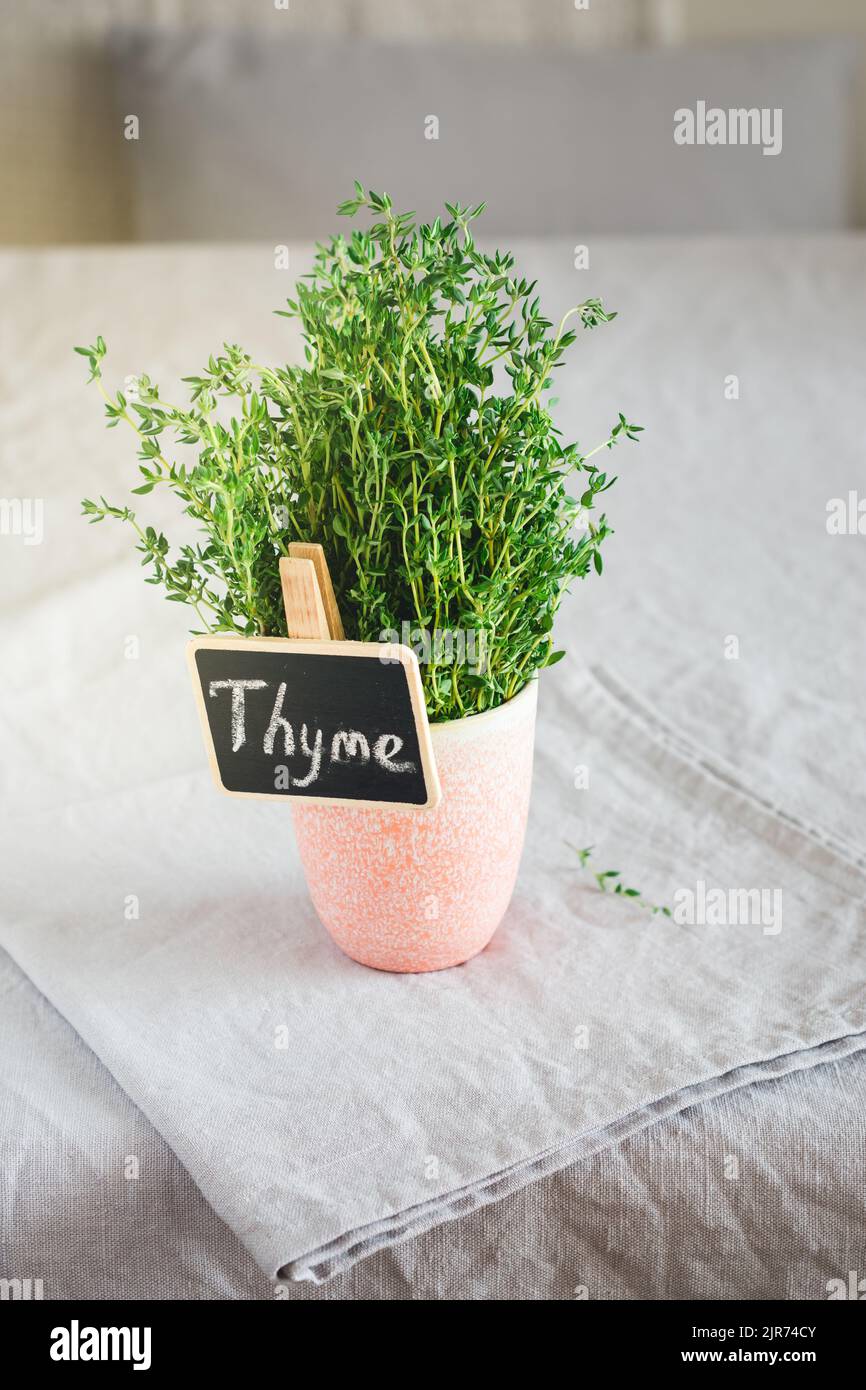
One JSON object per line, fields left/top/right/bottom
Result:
{"left": 79, "top": 187, "right": 641, "bottom": 721}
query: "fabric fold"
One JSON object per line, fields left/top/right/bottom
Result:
{"left": 2, "top": 662, "right": 864, "bottom": 1282}
{"left": 290, "top": 1032, "right": 866, "bottom": 1283}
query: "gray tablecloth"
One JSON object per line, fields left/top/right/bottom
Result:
{"left": 3, "top": 942, "right": 864, "bottom": 1301}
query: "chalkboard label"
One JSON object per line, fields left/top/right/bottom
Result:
{"left": 188, "top": 637, "right": 440, "bottom": 809}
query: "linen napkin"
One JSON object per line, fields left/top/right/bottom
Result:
{"left": 1, "top": 640, "right": 864, "bottom": 1282}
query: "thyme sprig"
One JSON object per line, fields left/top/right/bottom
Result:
{"left": 574, "top": 845, "right": 672, "bottom": 918}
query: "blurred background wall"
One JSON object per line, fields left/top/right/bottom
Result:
{"left": 1, "top": 0, "right": 864, "bottom": 244}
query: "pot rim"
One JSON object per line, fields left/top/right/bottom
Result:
{"left": 427, "top": 674, "right": 538, "bottom": 740}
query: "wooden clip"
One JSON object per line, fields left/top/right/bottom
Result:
{"left": 279, "top": 556, "right": 331, "bottom": 641}
{"left": 287, "top": 542, "right": 345, "bottom": 640}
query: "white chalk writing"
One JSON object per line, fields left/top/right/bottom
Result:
{"left": 209, "top": 679, "right": 417, "bottom": 786}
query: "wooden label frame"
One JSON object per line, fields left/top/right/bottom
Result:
{"left": 187, "top": 635, "right": 441, "bottom": 811}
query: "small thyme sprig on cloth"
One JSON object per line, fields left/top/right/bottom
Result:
{"left": 574, "top": 845, "right": 672, "bottom": 917}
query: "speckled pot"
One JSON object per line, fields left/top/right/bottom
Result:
{"left": 290, "top": 679, "right": 538, "bottom": 972}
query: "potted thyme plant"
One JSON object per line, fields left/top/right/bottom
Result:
{"left": 78, "top": 188, "right": 641, "bottom": 972}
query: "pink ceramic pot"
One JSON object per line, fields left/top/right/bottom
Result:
{"left": 291, "top": 679, "right": 538, "bottom": 972}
